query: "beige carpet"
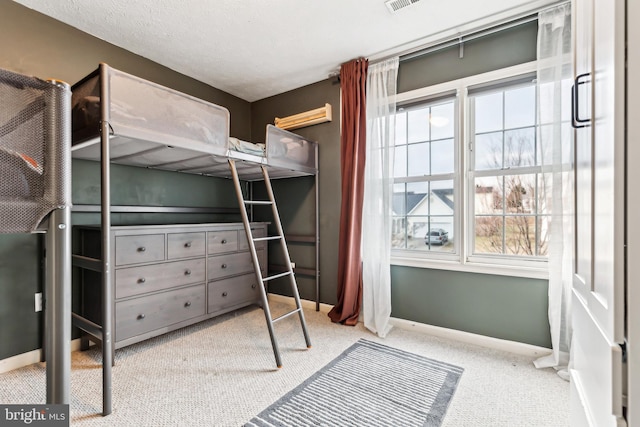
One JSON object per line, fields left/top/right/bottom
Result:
{"left": 0, "top": 300, "right": 569, "bottom": 426}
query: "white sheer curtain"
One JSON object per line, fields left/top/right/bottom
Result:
{"left": 534, "top": 3, "right": 573, "bottom": 380}
{"left": 362, "top": 57, "right": 399, "bottom": 338}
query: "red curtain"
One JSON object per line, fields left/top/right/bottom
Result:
{"left": 328, "top": 58, "right": 368, "bottom": 326}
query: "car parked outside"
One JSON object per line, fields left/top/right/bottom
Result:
{"left": 426, "top": 228, "right": 449, "bottom": 245}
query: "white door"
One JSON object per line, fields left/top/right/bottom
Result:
{"left": 570, "top": 0, "right": 626, "bottom": 426}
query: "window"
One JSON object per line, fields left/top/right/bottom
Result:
{"left": 392, "top": 97, "right": 456, "bottom": 254}
{"left": 391, "top": 62, "right": 567, "bottom": 276}
{"left": 469, "top": 81, "right": 549, "bottom": 259}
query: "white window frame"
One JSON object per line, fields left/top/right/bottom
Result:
{"left": 391, "top": 60, "right": 549, "bottom": 279}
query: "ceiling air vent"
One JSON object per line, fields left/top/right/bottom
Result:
{"left": 385, "top": 0, "right": 421, "bottom": 13}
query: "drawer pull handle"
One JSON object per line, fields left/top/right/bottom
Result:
{"left": 137, "top": 314, "right": 145, "bottom": 320}
{"left": 184, "top": 301, "right": 192, "bottom": 307}
{"left": 138, "top": 277, "right": 146, "bottom": 284}
{"left": 138, "top": 247, "right": 146, "bottom": 252}
{"left": 184, "top": 269, "right": 192, "bottom": 276}
{"left": 221, "top": 263, "right": 227, "bottom": 269}
{"left": 251, "top": 284, "right": 257, "bottom": 289}
{"left": 222, "top": 292, "right": 228, "bottom": 297}
{"left": 184, "top": 242, "right": 192, "bottom": 248}
{"left": 221, "top": 239, "right": 227, "bottom": 244}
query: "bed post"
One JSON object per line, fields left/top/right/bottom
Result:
{"left": 44, "top": 79, "right": 72, "bottom": 405}
{"left": 99, "top": 63, "right": 114, "bottom": 416}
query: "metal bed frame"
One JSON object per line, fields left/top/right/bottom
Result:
{"left": 70, "top": 63, "right": 319, "bottom": 415}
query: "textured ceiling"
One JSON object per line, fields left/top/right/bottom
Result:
{"left": 13, "top": 0, "right": 555, "bottom": 102}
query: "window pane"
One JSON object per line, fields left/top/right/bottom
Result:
{"left": 431, "top": 138, "right": 454, "bottom": 175}
{"left": 394, "top": 145, "right": 407, "bottom": 178}
{"left": 504, "top": 127, "right": 535, "bottom": 167}
{"left": 505, "top": 85, "right": 535, "bottom": 129}
{"left": 407, "top": 181, "right": 429, "bottom": 211}
{"left": 392, "top": 183, "right": 407, "bottom": 216}
{"left": 475, "top": 176, "right": 503, "bottom": 214}
{"left": 505, "top": 216, "right": 537, "bottom": 255}
{"left": 430, "top": 102, "right": 454, "bottom": 140}
{"left": 475, "top": 216, "right": 503, "bottom": 254}
{"left": 475, "top": 132, "right": 502, "bottom": 170}
{"left": 408, "top": 107, "right": 430, "bottom": 143}
{"left": 475, "top": 92, "right": 503, "bottom": 133}
{"left": 408, "top": 142, "right": 430, "bottom": 176}
{"left": 504, "top": 174, "right": 536, "bottom": 214}
{"left": 407, "top": 215, "right": 430, "bottom": 248}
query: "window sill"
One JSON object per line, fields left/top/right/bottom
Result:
{"left": 391, "top": 255, "right": 549, "bottom": 280}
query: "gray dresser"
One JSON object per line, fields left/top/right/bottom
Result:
{"left": 76, "top": 222, "right": 267, "bottom": 349}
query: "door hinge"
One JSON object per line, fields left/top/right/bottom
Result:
{"left": 620, "top": 341, "right": 627, "bottom": 363}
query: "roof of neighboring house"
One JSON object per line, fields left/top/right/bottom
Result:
{"left": 433, "top": 188, "right": 454, "bottom": 210}
{"left": 392, "top": 188, "right": 455, "bottom": 216}
{"left": 393, "top": 192, "right": 426, "bottom": 216}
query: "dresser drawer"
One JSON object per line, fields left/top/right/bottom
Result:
{"left": 208, "top": 274, "right": 260, "bottom": 314}
{"left": 207, "top": 230, "right": 238, "bottom": 254}
{"left": 167, "top": 232, "right": 206, "bottom": 259}
{"left": 208, "top": 251, "right": 254, "bottom": 279}
{"left": 115, "top": 234, "right": 165, "bottom": 266}
{"left": 115, "top": 284, "right": 205, "bottom": 341}
{"left": 115, "top": 258, "right": 206, "bottom": 299}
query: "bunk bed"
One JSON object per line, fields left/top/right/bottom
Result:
{"left": 0, "top": 68, "right": 72, "bottom": 406}
{"left": 70, "top": 63, "right": 319, "bottom": 415}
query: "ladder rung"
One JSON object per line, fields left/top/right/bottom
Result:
{"left": 254, "top": 236, "right": 282, "bottom": 242}
{"left": 244, "top": 200, "right": 273, "bottom": 205}
{"left": 262, "top": 271, "right": 293, "bottom": 282}
{"left": 272, "top": 308, "right": 302, "bottom": 323}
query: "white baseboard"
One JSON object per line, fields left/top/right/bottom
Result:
{"left": 0, "top": 339, "right": 84, "bottom": 374}
{"left": 270, "top": 293, "right": 552, "bottom": 359}
{"left": 1, "top": 297, "right": 551, "bottom": 372}
{"left": 388, "top": 317, "right": 552, "bottom": 358}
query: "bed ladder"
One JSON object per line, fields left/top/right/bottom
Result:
{"left": 228, "top": 159, "right": 312, "bottom": 368}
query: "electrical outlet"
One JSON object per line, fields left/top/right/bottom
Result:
{"left": 35, "top": 292, "right": 42, "bottom": 312}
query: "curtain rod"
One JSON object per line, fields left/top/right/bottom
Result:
{"left": 400, "top": 14, "right": 537, "bottom": 62}
{"left": 368, "top": 0, "right": 569, "bottom": 65}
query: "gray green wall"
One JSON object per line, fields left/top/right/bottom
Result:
{"left": 0, "top": 0, "right": 250, "bottom": 360}
{"left": 390, "top": 267, "right": 550, "bottom": 347}
{"left": 0, "top": 1, "right": 550, "bottom": 361}
{"left": 251, "top": 80, "right": 341, "bottom": 304}
{"left": 398, "top": 19, "right": 538, "bottom": 92}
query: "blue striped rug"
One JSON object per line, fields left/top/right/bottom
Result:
{"left": 245, "top": 339, "right": 463, "bottom": 427}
